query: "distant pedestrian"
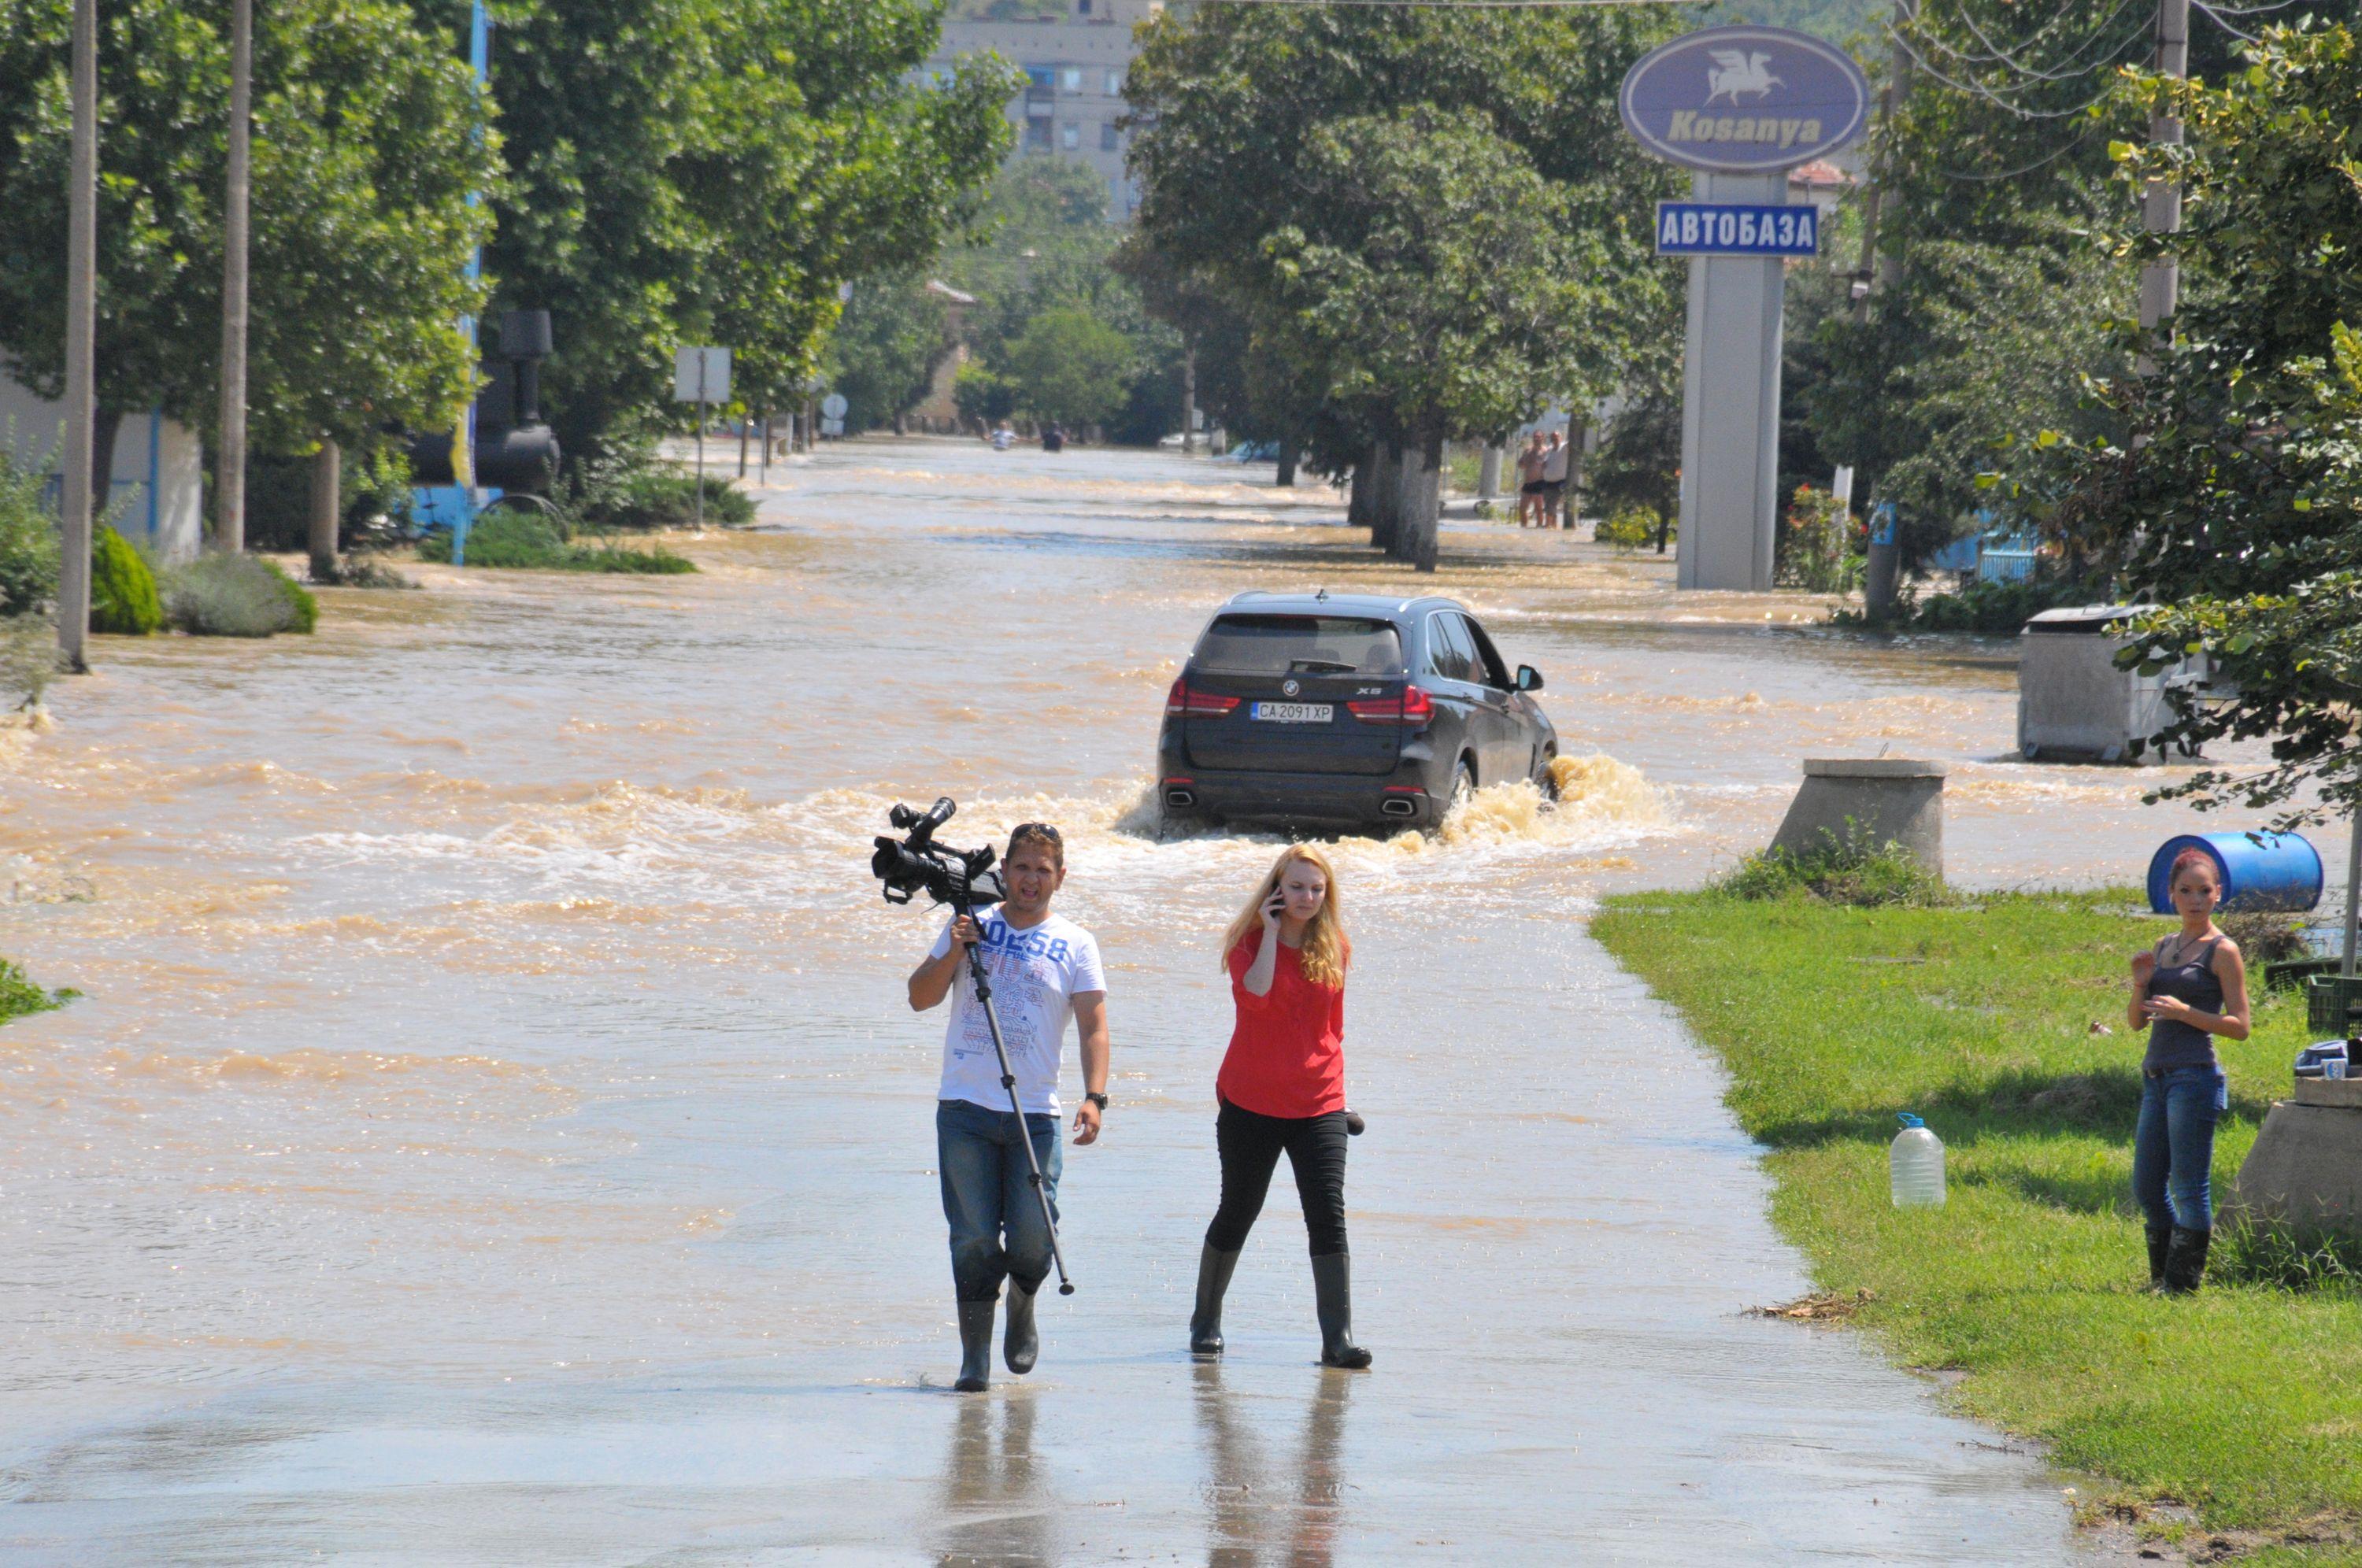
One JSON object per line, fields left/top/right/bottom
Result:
{"left": 1516, "top": 433, "right": 1546, "bottom": 528}
{"left": 2124, "top": 849, "right": 2250, "bottom": 1294}
{"left": 1188, "top": 844, "right": 1371, "bottom": 1370}
{"left": 1540, "top": 431, "right": 1572, "bottom": 529}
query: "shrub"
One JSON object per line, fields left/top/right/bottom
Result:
{"left": 0, "top": 614, "right": 55, "bottom": 708}
{"left": 1596, "top": 506, "right": 1671, "bottom": 553}
{"left": 0, "top": 438, "right": 61, "bottom": 616}
{"left": 2217, "top": 908, "right": 2308, "bottom": 966}
{"left": 416, "top": 510, "right": 697, "bottom": 573}
{"left": 1775, "top": 485, "right": 1864, "bottom": 593}
{"left": 317, "top": 556, "right": 417, "bottom": 590}
{"left": 161, "top": 551, "right": 318, "bottom": 637}
{"left": 557, "top": 446, "right": 753, "bottom": 531}
{"left": 88, "top": 526, "right": 163, "bottom": 634}
{"left": 0, "top": 955, "right": 68, "bottom": 1023}
{"left": 1834, "top": 573, "right": 2093, "bottom": 634}
{"left": 1716, "top": 823, "right": 1956, "bottom": 908}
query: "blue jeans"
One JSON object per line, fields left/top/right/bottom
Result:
{"left": 937, "top": 1098, "right": 1063, "bottom": 1303}
{"left": 2131, "top": 1065, "right": 2227, "bottom": 1231}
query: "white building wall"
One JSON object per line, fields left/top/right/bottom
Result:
{"left": 0, "top": 375, "right": 205, "bottom": 563}
{"left": 929, "top": 0, "right": 1162, "bottom": 220}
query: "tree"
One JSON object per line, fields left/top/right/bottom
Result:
{"left": 1261, "top": 108, "right": 1630, "bottom": 567}
{"left": 1002, "top": 307, "right": 1133, "bottom": 431}
{"left": 475, "top": 0, "right": 1017, "bottom": 457}
{"left": 1124, "top": 1, "right": 1683, "bottom": 566}
{"left": 0, "top": 0, "right": 494, "bottom": 490}
{"left": 1991, "top": 24, "right": 2362, "bottom": 821}
{"left": 827, "top": 271, "right": 949, "bottom": 433}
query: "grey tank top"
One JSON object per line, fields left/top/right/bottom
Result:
{"left": 2144, "top": 934, "right": 2224, "bottom": 1071}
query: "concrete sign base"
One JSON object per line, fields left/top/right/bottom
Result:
{"left": 2227, "top": 1082, "right": 2362, "bottom": 1243}
{"left": 1676, "top": 169, "right": 1787, "bottom": 592}
{"left": 1770, "top": 757, "right": 1948, "bottom": 876}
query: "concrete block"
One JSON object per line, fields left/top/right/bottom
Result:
{"left": 2225, "top": 1098, "right": 2362, "bottom": 1241}
{"left": 2295, "top": 1076, "right": 2362, "bottom": 1110}
{"left": 1768, "top": 758, "right": 1947, "bottom": 876}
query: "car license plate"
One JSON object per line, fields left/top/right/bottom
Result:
{"left": 1252, "top": 701, "right": 1332, "bottom": 723}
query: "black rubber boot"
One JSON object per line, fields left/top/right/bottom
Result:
{"left": 1190, "top": 1244, "right": 1242, "bottom": 1357}
{"left": 2145, "top": 1226, "right": 2172, "bottom": 1291}
{"left": 2163, "top": 1226, "right": 2212, "bottom": 1296}
{"left": 1309, "top": 1252, "right": 1372, "bottom": 1370}
{"left": 954, "top": 1299, "right": 995, "bottom": 1392}
{"left": 1004, "top": 1282, "right": 1039, "bottom": 1375}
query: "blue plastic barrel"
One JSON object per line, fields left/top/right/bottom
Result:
{"left": 2147, "top": 831, "right": 2323, "bottom": 914}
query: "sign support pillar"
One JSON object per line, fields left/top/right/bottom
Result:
{"left": 1676, "top": 169, "right": 1789, "bottom": 593}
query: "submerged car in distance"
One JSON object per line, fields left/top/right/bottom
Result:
{"left": 1157, "top": 591, "right": 1558, "bottom": 834}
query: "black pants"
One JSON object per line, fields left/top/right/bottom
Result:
{"left": 1205, "top": 1096, "right": 1350, "bottom": 1258}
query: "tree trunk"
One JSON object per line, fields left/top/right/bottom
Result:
{"left": 1346, "top": 453, "right": 1372, "bottom": 531}
{"left": 1563, "top": 416, "right": 1586, "bottom": 531}
{"left": 88, "top": 406, "right": 122, "bottom": 532}
{"left": 1478, "top": 442, "right": 1502, "bottom": 500}
{"left": 1275, "top": 441, "right": 1298, "bottom": 488}
{"left": 1369, "top": 442, "right": 1402, "bottom": 556}
{"left": 308, "top": 437, "right": 340, "bottom": 582}
{"left": 1180, "top": 339, "right": 1197, "bottom": 454}
{"left": 1400, "top": 430, "right": 1443, "bottom": 572}
{"left": 737, "top": 412, "right": 750, "bottom": 475}
{"left": 1656, "top": 473, "right": 1675, "bottom": 554}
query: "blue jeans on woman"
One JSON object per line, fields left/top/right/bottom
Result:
{"left": 2131, "top": 1064, "right": 2227, "bottom": 1230}
{"left": 937, "top": 1098, "right": 1062, "bottom": 1302}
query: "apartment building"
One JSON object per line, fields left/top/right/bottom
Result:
{"left": 928, "top": 0, "right": 1164, "bottom": 220}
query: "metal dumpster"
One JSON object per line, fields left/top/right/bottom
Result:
{"left": 2016, "top": 605, "right": 2205, "bottom": 764}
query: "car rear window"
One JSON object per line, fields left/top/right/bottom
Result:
{"left": 1192, "top": 615, "right": 1403, "bottom": 677}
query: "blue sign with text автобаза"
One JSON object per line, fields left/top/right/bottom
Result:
{"left": 1654, "top": 202, "right": 1820, "bottom": 257}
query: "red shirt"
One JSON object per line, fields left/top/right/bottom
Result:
{"left": 1217, "top": 928, "right": 1346, "bottom": 1119}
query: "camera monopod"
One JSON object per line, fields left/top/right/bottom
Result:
{"left": 953, "top": 919, "right": 1077, "bottom": 1297}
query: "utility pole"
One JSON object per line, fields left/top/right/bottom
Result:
{"left": 1853, "top": 0, "right": 1917, "bottom": 326}
{"left": 57, "top": 0, "right": 98, "bottom": 673}
{"left": 216, "top": 0, "right": 253, "bottom": 553}
{"left": 2139, "top": 0, "right": 2190, "bottom": 345}
{"left": 1856, "top": 0, "right": 1916, "bottom": 616}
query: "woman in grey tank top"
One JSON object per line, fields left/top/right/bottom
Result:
{"left": 2123, "top": 848, "right": 2251, "bottom": 1294}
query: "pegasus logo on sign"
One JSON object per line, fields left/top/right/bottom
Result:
{"left": 1620, "top": 25, "right": 1870, "bottom": 175}
{"left": 1706, "top": 50, "right": 1781, "bottom": 106}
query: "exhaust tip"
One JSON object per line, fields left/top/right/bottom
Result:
{"left": 1379, "top": 797, "right": 1417, "bottom": 817}
{"left": 1164, "top": 789, "right": 1195, "bottom": 808}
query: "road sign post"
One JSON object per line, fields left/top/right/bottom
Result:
{"left": 1620, "top": 27, "right": 1868, "bottom": 590}
{"left": 674, "top": 347, "right": 731, "bottom": 530}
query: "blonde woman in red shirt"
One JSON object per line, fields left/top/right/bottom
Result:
{"left": 1188, "top": 844, "right": 1371, "bottom": 1370}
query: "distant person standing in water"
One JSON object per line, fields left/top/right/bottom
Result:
{"left": 1189, "top": 844, "right": 1371, "bottom": 1370}
{"left": 2125, "top": 848, "right": 2250, "bottom": 1294}
{"left": 1539, "top": 430, "right": 1572, "bottom": 529}
{"left": 1516, "top": 432, "right": 1547, "bottom": 528}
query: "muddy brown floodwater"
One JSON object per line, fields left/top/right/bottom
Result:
{"left": 4, "top": 438, "right": 2224, "bottom": 1563}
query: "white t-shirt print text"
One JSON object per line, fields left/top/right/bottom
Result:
{"left": 931, "top": 909, "right": 1106, "bottom": 1117}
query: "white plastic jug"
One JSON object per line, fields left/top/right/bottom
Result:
{"left": 1890, "top": 1113, "right": 1946, "bottom": 1207}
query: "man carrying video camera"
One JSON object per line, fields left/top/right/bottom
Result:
{"left": 906, "top": 822, "right": 1110, "bottom": 1392}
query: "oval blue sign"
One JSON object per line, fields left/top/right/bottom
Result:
{"left": 1620, "top": 26, "right": 1871, "bottom": 173}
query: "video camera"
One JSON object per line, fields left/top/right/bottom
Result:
{"left": 870, "top": 797, "right": 1007, "bottom": 911}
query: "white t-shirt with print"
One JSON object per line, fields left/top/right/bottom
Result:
{"left": 931, "top": 908, "right": 1105, "bottom": 1116}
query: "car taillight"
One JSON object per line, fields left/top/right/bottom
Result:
{"left": 1348, "top": 686, "right": 1435, "bottom": 727}
{"left": 1165, "top": 678, "right": 1240, "bottom": 717}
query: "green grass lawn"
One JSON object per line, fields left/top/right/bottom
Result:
{"left": 1593, "top": 889, "right": 2362, "bottom": 1559}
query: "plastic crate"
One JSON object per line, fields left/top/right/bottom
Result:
{"left": 2306, "top": 973, "right": 2362, "bottom": 1034}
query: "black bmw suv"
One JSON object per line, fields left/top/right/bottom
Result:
{"left": 1157, "top": 592, "right": 1558, "bottom": 833}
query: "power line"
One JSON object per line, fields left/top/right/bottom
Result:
{"left": 1199, "top": 0, "right": 1690, "bottom": 7}
{"left": 1948, "top": 0, "right": 2149, "bottom": 83}
{"left": 1931, "top": 124, "right": 2101, "bottom": 181}
{"left": 1884, "top": 20, "right": 2132, "bottom": 120}
{"left": 2193, "top": 1, "right": 2262, "bottom": 42}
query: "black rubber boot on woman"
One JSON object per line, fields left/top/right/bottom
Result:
{"left": 1004, "top": 1283, "right": 1039, "bottom": 1375}
{"left": 2163, "top": 1226, "right": 2212, "bottom": 1296}
{"left": 1310, "top": 1252, "right": 1372, "bottom": 1370}
{"left": 2145, "top": 1226, "right": 2172, "bottom": 1291}
{"left": 1190, "top": 1244, "right": 1242, "bottom": 1356}
{"left": 955, "top": 1299, "right": 996, "bottom": 1392}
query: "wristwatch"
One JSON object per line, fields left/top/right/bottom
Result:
{"left": 1084, "top": 1091, "right": 1110, "bottom": 1111}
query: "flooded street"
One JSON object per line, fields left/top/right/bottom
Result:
{"left": 0, "top": 439, "right": 2208, "bottom": 1562}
